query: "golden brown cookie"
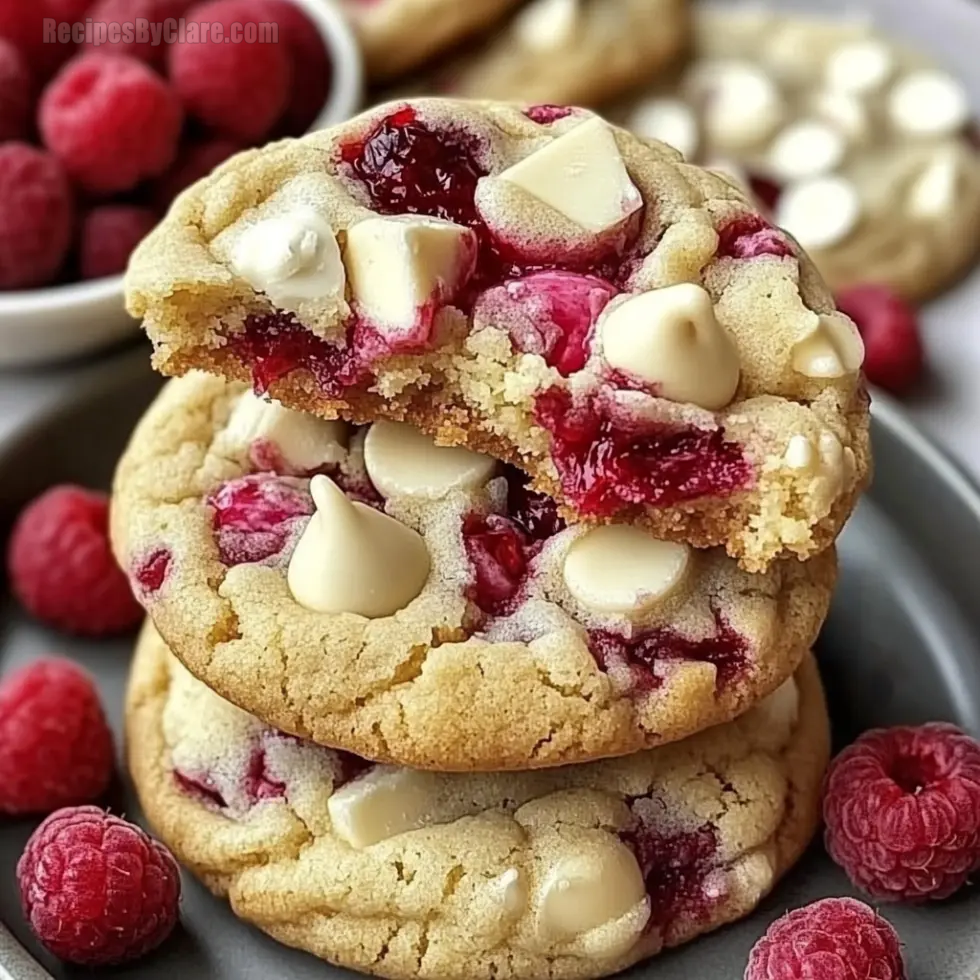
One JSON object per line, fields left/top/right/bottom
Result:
{"left": 127, "top": 621, "right": 830, "bottom": 980}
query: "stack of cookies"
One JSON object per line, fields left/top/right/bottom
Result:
{"left": 113, "top": 98, "right": 870, "bottom": 978}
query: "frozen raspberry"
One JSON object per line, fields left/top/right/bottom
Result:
{"left": 0, "top": 2, "right": 71, "bottom": 78}
{"left": 85, "top": 0, "right": 194, "bottom": 64}
{"left": 40, "top": 52, "right": 183, "bottom": 195}
{"left": 835, "top": 285, "right": 923, "bottom": 395}
{"left": 48, "top": 0, "right": 96, "bottom": 15}
{"left": 717, "top": 214, "right": 794, "bottom": 259}
{"left": 0, "top": 143, "right": 73, "bottom": 290}
{"left": 259, "top": 0, "right": 331, "bottom": 134}
{"left": 168, "top": 0, "right": 292, "bottom": 141}
{"left": 7, "top": 485, "right": 144, "bottom": 636}
{"left": 823, "top": 723, "right": 980, "bottom": 901}
{"left": 744, "top": 897, "right": 907, "bottom": 980}
{"left": 0, "top": 661, "right": 114, "bottom": 815}
{"left": 18, "top": 806, "right": 181, "bottom": 965}
{"left": 79, "top": 205, "right": 157, "bottom": 279}
{"left": 152, "top": 137, "right": 241, "bottom": 209}
{"left": 0, "top": 38, "right": 31, "bottom": 141}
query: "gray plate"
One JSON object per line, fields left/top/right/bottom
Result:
{"left": 1, "top": 342, "right": 980, "bottom": 980}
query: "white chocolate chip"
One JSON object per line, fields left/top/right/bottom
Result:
{"left": 563, "top": 525, "right": 691, "bottom": 617}
{"left": 327, "top": 766, "right": 439, "bottom": 848}
{"left": 690, "top": 60, "right": 785, "bottom": 151}
{"left": 907, "top": 150, "right": 961, "bottom": 219}
{"left": 776, "top": 176, "right": 861, "bottom": 250}
{"left": 754, "top": 677, "right": 800, "bottom": 732}
{"left": 599, "top": 284, "right": 741, "bottom": 411}
{"left": 222, "top": 392, "right": 347, "bottom": 471}
{"left": 627, "top": 98, "right": 699, "bottom": 159}
{"left": 287, "top": 476, "right": 430, "bottom": 617}
{"left": 811, "top": 90, "right": 869, "bottom": 142}
{"left": 343, "top": 215, "right": 477, "bottom": 333}
{"left": 819, "top": 430, "right": 844, "bottom": 471}
{"left": 825, "top": 40, "right": 894, "bottom": 95}
{"left": 231, "top": 208, "right": 345, "bottom": 311}
{"left": 791, "top": 312, "right": 865, "bottom": 379}
{"left": 363, "top": 421, "right": 497, "bottom": 500}
{"left": 783, "top": 434, "right": 816, "bottom": 470}
{"left": 491, "top": 869, "right": 529, "bottom": 918}
{"left": 536, "top": 839, "right": 648, "bottom": 945}
{"left": 889, "top": 70, "right": 970, "bottom": 138}
{"left": 497, "top": 117, "right": 643, "bottom": 236}
{"left": 768, "top": 120, "right": 846, "bottom": 181}
{"left": 514, "top": 0, "right": 578, "bottom": 51}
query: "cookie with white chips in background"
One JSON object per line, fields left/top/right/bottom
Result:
{"left": 126, "top": 98, "right": 871, "bottom": 571}
{"left": 340, "top": 0, "right": 523, "bottom": 82}
{"left": 111, "top": 373, "right": 835, "bottom": 771}
{"left": 615, "top": 8, "right": 980, "bottom": 301}
{"left": 126, "top": 620, "right": 830, "bottom": 980}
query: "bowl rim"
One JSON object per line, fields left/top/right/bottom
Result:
{"left": 0, "top": 0, "right": 364, "bottom": 318}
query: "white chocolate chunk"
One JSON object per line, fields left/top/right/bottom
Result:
{"left": 791, "top": 312, "right": 865, "bottom": 378}
{"left": 514, "top": 0, "right": 578, "bottom": 51}
{"left": 563, "top": 525, "right": 691, "bottom": 617}
{"left": 776, "top": 176, "right": 861, "bottom": 250}
{"left": 811, "top": 90, "right": 869, "bottom": 142}
{"left": 691, "top": 61, "right": 785, "bottom": 151}
{"left": 768, "top": 120, "right": 846, "bottom": 181}
{"left": 343, "top": 215, "right": 477, "bottom": 332}
{"left": 327, "top": 766, "right": 440, "bottom": 848}
{"left": 223, "top": 392, "right": 347, "bottom": 471}
{"left": 754, "top": 677, "right": 800, "bottom": 731}
{"left": 627, "top": 98, "right": 699, "bottom": 159}
{"left": 784, "top": 434, "right": 816, "bottom": 470}
{"left": 537, "top": 839, "right": 648, "bottom": 944}
{"left": 287, "top": 476, "right": 430, "bottom": 617}
{"left": 231, "top": 208, "right": 345, "bottom": 310}
{"left": 497, "top": 118, "right": 643, "bottom": 236}
{"left": 889, "top": 70, "right": 970, "bottom": 138}
{"left": 907, "top": 150, "right": 960, "bottom": 219}
{"left": 825, "top": 40, "right": 894, "bottom": 94}
{"left": 599, "top": 284, "right": 741, "bottom": 411}
{"left": 363, "top": 421, "right": 497, "bottom": 500}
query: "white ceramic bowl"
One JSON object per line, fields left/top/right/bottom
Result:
{"left": 0, "top": 0, "right": 363, "bottom": 370}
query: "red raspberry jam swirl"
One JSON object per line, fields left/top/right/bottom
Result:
{"left": 132, "top": 548, "right": 172, "bottom": 596}
{"left": 535, "top": 389, "right": 752, "bottom": 516}
{"left": 207, "top": 474, "right": 314, "bottom": 566}
{"left": 621, "top": 819, "right": 722, "bottom": 932}
{"left": 589, "top": 611, "right": 749, "bottom": 694}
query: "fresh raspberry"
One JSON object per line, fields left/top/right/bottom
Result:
{"left": 823, "top": 723, "right": 980, "bottom": 901}
{"left": 40, "top": 52, "right": 183, "bottom": 195}
{"left": 0, "top": 1, "right": 72, "bottom": 79}
{"left": 168, "top": 0, "right": 292, "bottom": 141}
{"left": 744, "top": 898, "right": 907, "bottom": 980}
{"left": 0, "top": 143, "right": 73, "bottom": 290}
{"left": 48, "top": 0, "right": 97, "bottom": 15}
{"left": 0, "top": 661, "right": 114, "bottom": 815}
{"left": 835, "top": 284, "right": 923, "bottom": 395}
{"left": 79, "top": 204, "right": 157, "bottom": 279}
{"left": 84, "top": 0, "right": 194, "bottom": 64}
{"left": 151, "top": 137, "right": 241, "bottom": 209}
{"left": 18, "top": 806, "right": 181, "bottom": 965}
{"left": 0, "top": 38, "right": 31, "bottom": 141}
{"left": 259, "top": 0, "right": 331, "bottom": 134}
{"left": 7, "top": 485, "right": 144, "bottom": 636}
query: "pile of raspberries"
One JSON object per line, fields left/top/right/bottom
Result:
{"left": 0, "top": 0, "right": 330, "bottom": 290}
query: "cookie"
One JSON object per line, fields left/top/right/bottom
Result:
{"left": 111, "top": 372, "right": 836, "bottom": 771}
{"left": 126, "top": 621, "right": 830, "bottom": 980}
{"left": 396, "top": 0, "right": 690, "bottom": 107}
{"left": 341, "top": 0, "right": 523, "bottom": 83}
{"left": 126, "top": 98, "right": 871, "bottom": 570}
{"left": 614, "top": 8, "right": 980, "bottom": 302}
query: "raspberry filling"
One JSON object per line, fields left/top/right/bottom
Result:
{"left": 476, "top": 270, "right": 618, "bottom": 376}
{"left": 589, "top": 610, "right": 749, "bottom": 693}
{"left": 622, "top": 819, "right": 722, "bottom": 932}
{"left": 207, "top": 474, "right": 314, "bottom": 566}
{"left": 717, "top": 214, "right": 793, "bottom": 260}
{"left": 535, "top": 389, "right": 752, "bottom": 516}
{"left": 132, "top": 548, "right": 172, "bottom": 595}
{"left": 504, "top": 466, "right": 566, "bottom": 542}
{"left": 174, "top": 748, "right": 285, "bottom": 811}
{"left": 462, "top": 514, "right": 530, "bottom": 616}
{"left": 173, "top": 770, "right": 226, "bottom": 809}
{"left": 524, "top": 104, "right": 576, "bottom": 124}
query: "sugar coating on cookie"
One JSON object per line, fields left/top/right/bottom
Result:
{"left": 127, "top": 622, "right": 830, "bottom": 980}
{"left": 112, "top": 374, "right": 836, "bottom": 771}
{"left": 127, "top": 99, "right": 870, "bottom": 571}
{"left": 616, "top": 9, "right": 980, "bottom": 301}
